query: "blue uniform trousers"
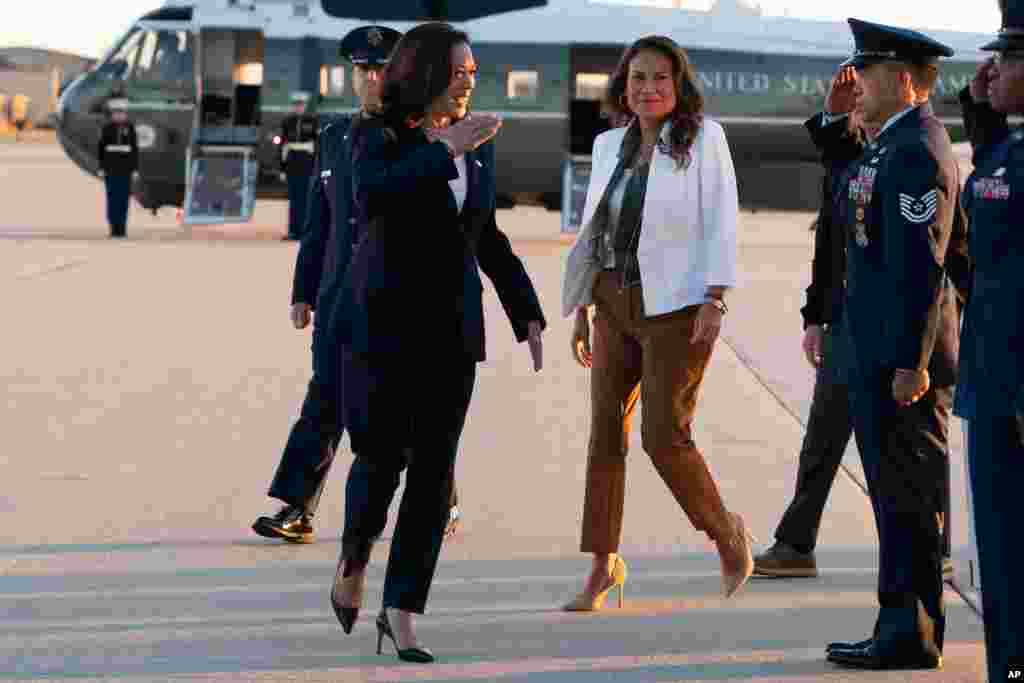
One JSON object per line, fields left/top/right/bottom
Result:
{"left": 776, "top": 323, "right": 952, "bottom": 558}
{"left": 341, "top": 349, "right": 476, "bottom": 614}
{"left": 104, "top": 174, "right": 131, "bottom": 236}
{"left": 268, "top": 308, "right": 348, "bottom": 514}
{"left": 286, "top": 173, "right": 312, "bottom": 239}
{"left": 848, "top": 360, "right": 949, "bottom": 647}
{"left": 967, "top": 416, "right": 1024, "bottom": 682}
{"left": 267, "top": 373, "right": 343, "bottom": 515}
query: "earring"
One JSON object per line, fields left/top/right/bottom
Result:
{"left": 619, "top": 94, "right": 628, "bottom": 109}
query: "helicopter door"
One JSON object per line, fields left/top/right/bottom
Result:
{"left": 183, "top": 28, "right": 264, "bottom": 225}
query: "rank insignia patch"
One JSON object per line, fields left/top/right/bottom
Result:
{"left": 898, "top": 189, "right": 938, "bottom": 224}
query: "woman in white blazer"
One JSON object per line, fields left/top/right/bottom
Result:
{"left": 561, "top": 35, "right": 753, "bottom": 611}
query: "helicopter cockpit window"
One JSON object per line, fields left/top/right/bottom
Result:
{"left": 131, "top": 30, "right": 194, "bottom": 87}
{"left": 96, "top": 28, "right": 144, "bottom": 81}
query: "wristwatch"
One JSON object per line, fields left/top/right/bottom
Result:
{"left": 704, "top": 298, "right": 728, "bottom": 315}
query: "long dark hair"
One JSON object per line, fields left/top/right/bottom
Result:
{"left": 379, "top": 22, "right": 470, "bottom": 128}
{"left": 604, "top": 36, "right": 704, "bottom": 168}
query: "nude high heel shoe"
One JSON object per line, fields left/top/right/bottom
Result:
{"left": 716, "top": 512, "right": 755, "bottom": 599}
{"left": 562, "top": 556, "right": 628, "bottom": 611}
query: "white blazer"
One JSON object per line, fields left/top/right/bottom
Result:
{"left": 562, "top": 118, "right": 739, "bottom": 318}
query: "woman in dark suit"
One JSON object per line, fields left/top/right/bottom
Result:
{"left": 327, "top": 22, "right": 546, "bottom": 663}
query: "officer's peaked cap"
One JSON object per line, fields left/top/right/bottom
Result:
{"left": 842, "top": 18, "right": 955, "bottom": 69}
{"left": 982, "top": 0, "right": 1024, "bottom": 50}
{"left": 340, "top": 25, "right": 402, "bottom": 65}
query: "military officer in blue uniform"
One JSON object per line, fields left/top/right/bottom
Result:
{"left": 254, "top": 26, "right": 464, "bottom": 548}
{"left": 758, "top": 67, "right": 963, "bottom": 581}
{"left": 956, "top": 2, "right": 1024, "bottom": 677}
{"left": 822, "top": 19, "right": 966, "bottom": 671}
{"left": 279, "top": 91, "right": 319, "bottom": 240}
{"left": 96, "top": 97, "right": 139, "bottom": 238}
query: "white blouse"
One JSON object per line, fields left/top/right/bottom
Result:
{"left": 449, "top": 155, "right": 467, "bottom": 212}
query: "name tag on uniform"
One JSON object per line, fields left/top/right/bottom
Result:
{"left": 321, "top": 169, "right": 332, "bottom": 179}
{"left": 105, "top": 144, "right": 131, "bottom": 152}
{"left": 974, "top": 176, "right": 1011, "bottom": 200}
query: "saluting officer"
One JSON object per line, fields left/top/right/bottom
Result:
{"left": 279, "top": 91, "right": 319, "bottom": 240}
{"left": 97, "top": 97, "right": 139, "bottom": 239}
{"left": 757, "top": 67, "right": 963, "bottom": 581}
{"left": 956, "top": 1, "right": 1024, "bottom": 678}
{"left": 822, "top": 19, "right": 965, "bottom": 671}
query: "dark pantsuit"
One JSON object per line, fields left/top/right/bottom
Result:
{"left": 267, "top": 360, "right": 459, "bottom": 517}
{"left": 341, "top": 350, "right": 476, "bottom": 614}
{"left": 104, "top": 174, "right": 131, "bottom": 236}
{"left": 286, "top": 173, "right": 311, "bottom": 238}
{"left": 268, "top": 375, "right": 342, "bottom": 514}
{"left": 849, "top": 362, "right": 951, "bottom": 652}
{"left": 967, "top": 416, "right": 1024, "bottom": 682}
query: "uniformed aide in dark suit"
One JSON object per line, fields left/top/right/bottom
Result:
{"left": 956, "top": 4, "right": 1024, "bottom": 677}
{"left": 252, "top": 27, "right": 407, "bottom": 546}
{"left": 327, "top": 23, "right": 545, "bottom": 662}
{"left": 279, "top": 91, "right": 319, "bottom": 240}
{"left": 823, "top": 19, "right": 965, "bottom": 671}
{"left": 96, "top": 97, "right": 138, "bottom": 238}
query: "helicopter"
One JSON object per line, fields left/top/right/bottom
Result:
{"left": 55, "top": 0, "right": 987, "bottom": 225}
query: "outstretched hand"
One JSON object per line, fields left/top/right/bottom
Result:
{"left": 433, "top": 114, "right": 503, "bottom": 157}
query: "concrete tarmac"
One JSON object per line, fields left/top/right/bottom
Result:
{"left": 1, "top": 142, "right": 987, "bottom": 680}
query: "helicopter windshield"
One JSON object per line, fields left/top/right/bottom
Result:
{"left": 92, "top": 26, "right": 194, "bottom": 96}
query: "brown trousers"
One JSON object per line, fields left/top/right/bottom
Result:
{"left": 581, "top": 271, "right": 732, "bottom": 553}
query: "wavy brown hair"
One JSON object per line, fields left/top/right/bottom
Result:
{"left": 604, "top": 35, "right": 704, "bottom": 168}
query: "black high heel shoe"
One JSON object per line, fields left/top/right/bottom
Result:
{"left": 375, "top": 609, "right": 435, "bottom": 663}
{"left": 330, "top": 590, "right": 360, "bottom": 634}
{"left": 329, "top": 551, "right": 370, "bottom": 635}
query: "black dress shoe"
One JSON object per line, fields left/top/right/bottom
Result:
{"left": 826, "top": 637, "right": 872, "bottom": 653}
{"left": 252, "top": 506, "right": 314, "bottom": 543}
{"left": 827, "top": 641, "right": 942, "bottom": 670}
